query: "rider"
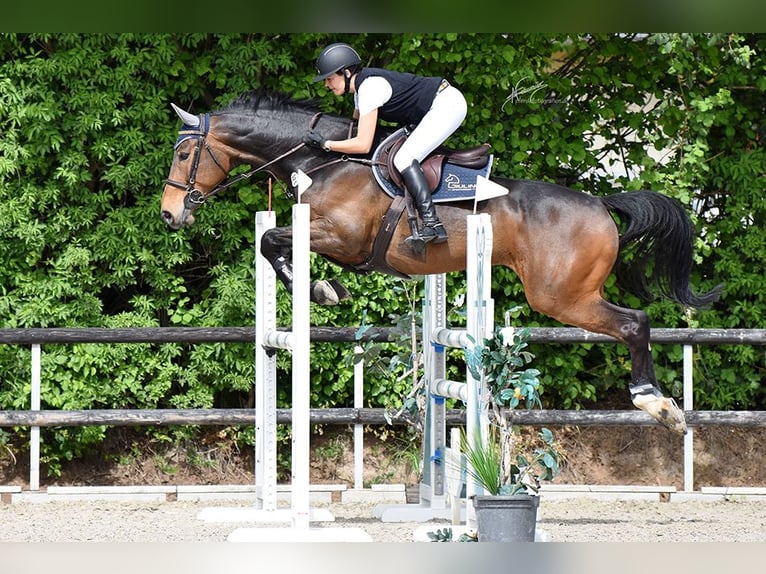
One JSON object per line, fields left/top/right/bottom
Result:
{"left": 304, "top": 42, "right": 468, "bottom": 245}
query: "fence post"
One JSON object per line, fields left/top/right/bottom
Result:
{"left": 353, "top": 345, "right": 365, "bottom": 490}
{"left": 29, "top": 344, "right": 41, "bottom": 491}
{"left": 683, "top": 344, "right": 694, "bottom": 491}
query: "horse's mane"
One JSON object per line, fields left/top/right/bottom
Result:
{"left": 213, "top": 89, "right": 386, "bottom": 144}
{"left": 216, "top": 90, "right": 321, "bottom": 117}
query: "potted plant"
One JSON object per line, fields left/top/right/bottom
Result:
{"left": 463, "top": 321, "right": 562, "bottom": 542}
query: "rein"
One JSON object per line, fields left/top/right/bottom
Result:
{"left": 198, "top": 143, "right": 306, "bottom": 201}
{"left": 166, "top": 111, "right": 376, "bottom": 206}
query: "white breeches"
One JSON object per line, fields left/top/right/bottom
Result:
{"left": 393, "top": 85, "right": 468, "bottom": 172}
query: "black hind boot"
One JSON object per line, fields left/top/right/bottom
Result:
{"left": 401, "top": 160, "right": 448, "bottom": 244}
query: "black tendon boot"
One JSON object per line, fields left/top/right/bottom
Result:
{"left": 400, "top": 160, "right": 448, "bottom": 244}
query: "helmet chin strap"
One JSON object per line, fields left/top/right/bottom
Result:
{"left": 343, "top": 70, "right": 354, "bottom": 94}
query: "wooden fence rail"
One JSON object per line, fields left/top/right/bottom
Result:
{"left": 0, "top": 326, "right": 763, "bottom": 345}
{"left": 0, "top": 326, "right": 395, "bottom": 345}
{"left": 1, "top": 407, "right": 764, "bottom": 429}
{"left": 0, "top": 408, "right": 421, "bottom": 427}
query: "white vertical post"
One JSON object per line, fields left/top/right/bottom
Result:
{"left": 290, "top": 202, "right": 311, "bottom": 529}
{"left": 449, "top": 426, "right": 462, "bottom": 525}
{"left": 255, "top": 210, "right": 278, "bottom": 511}
{"left": 353, "top": 345, "right": 364, "bottom": 490}
{"left": 465, "top": 213, "right": 493, "bottom": 499}
{"left": 683, "top": 344, "right": 694, "bottom": 492}
{"left": 423, "top": 273, "right": 448, "bottom": 508}
{"left": 30, "top": 344, "right": 41, "bottom": 491}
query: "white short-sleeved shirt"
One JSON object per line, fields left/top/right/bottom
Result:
{"left": 354, "top": 76, "right": 393, "bottom": 117}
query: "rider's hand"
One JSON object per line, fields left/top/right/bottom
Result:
{"left": 303, "top": 130, "right": 330, "bottom": 151}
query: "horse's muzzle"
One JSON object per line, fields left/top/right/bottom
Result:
{"left": 160, "top": 209, "right": 194, "bottom": 230}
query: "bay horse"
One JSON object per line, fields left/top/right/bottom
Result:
{"left": 160, "top": 90, "right": 721, "bottom": 434}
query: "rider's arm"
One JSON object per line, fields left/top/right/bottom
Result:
{"left": 325, "top": 109, "right": 377, "bottom": 154}
{"left": 324, "top": 76, "right": 390, "bottom": 154}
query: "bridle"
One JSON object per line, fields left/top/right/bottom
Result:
{"left": 164, "top": 113, "right": 306, "bottom": 209}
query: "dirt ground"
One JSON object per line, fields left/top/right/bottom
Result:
{"left": 1, "top": 496, "right": 765, "bottom": 543}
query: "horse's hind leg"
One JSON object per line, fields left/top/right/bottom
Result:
{"left": 596, "top": 300, "right": 686, "bottom": 434}
{"left": 551, "top": 297, "right": 687, "bottom": 434}
{"left": 260, "top": 227, "right": 349, "bottom": 306}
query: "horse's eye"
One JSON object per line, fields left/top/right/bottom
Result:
{"left": 178, "top": 151, "right": 190, "bottom": 161}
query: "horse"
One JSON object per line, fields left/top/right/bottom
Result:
{"left": 160, "top": 90, "right": 722, "bottom": 435}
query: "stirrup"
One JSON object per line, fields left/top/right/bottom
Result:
{"left": 408, "top": 226, "right": 441, "bottom": 245}
{"left": 422, "top": 223, "right": 448, "bottom": 244}
{"left": 405, "top": 232, "right": 427, "bottom": 255}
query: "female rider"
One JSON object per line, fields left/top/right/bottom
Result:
{"left": 304, "top": 42, "right": 468, "bottom": 245}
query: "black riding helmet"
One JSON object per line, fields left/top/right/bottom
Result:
{"left": 313, "top": 42, "right": 362, "bottom": 83}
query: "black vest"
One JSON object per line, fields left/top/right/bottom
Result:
{"left": 355, "top": 67, "right": 442, "bottom": 126}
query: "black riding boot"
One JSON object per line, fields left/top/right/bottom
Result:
{"left": 401, "top": 160, "right": 448, "bottom": 244}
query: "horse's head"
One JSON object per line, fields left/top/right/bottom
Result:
{"left": 161, "top": 91, "right": 354, "bottom": 229}
{"left": 160, "top": 103, "right": 234, "bottom": 229}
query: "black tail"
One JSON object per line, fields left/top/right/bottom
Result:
{"left": 601, "top": 190, "right": 723, "bottom": 309}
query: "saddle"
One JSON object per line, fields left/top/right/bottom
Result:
{"left": 377, "top": 129, "right": 492, "bottom": 192}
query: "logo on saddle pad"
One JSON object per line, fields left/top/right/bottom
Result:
{"left": 443, "top": 173, "right": 475, "bottom": 193}
{"left": 372, "top": 127, "right": 494, "bottom": 204}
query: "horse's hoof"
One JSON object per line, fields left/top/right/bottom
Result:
{"left": 632, "top": 394, "right": 687, "bottom": 434}
{"left": 310, "top": 281, "right": 340, "bottom": 305}
{"left": 328, "top": 279, "right": 352, "bottom": 301}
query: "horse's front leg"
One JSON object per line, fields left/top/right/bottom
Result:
{"left": 260, "top": 226, "right": 296, "bottom": 292}
{"left": 260, "top": 227, "right": 350, "bottom": 306}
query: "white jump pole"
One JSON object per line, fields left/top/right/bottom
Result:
{"left": 198, "top": 204, "right": 325, "bottom": 527}
{"left": 290, "top": 201, "right": 311, "bottom": 529}
{"left": 250, "top": 202, "right": 319, "bottom": 527}
{"left": 463, "top": 212, "right": 494, "bottom": 501}
{"left": 254, "top": 209, "right": 278, "bottom": 512}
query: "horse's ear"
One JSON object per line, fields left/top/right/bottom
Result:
{"left": 170, "top": 103, "right": 200, "bottom": 128}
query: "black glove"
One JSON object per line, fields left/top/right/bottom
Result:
{"left": 303, "top": 130, "right": 328, "bottom": 150}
